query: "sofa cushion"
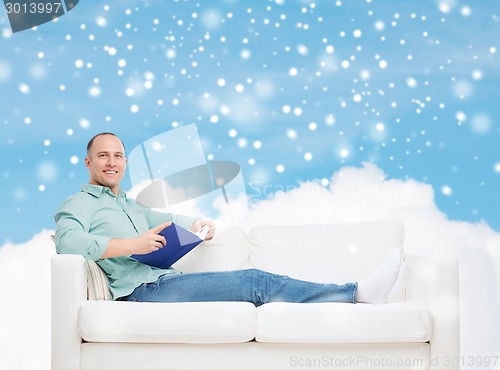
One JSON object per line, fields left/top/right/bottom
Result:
{"left": 79, "top": 301, "right": 256, "bottom": 343}
{"left": 256, "top": 301, "right": 432, "bottom": 343}
{"left": 248, "top": 220, "right": 404, "bottom": 285}
{"left": 172, "top": 226, "right": 250, "bottom": 273}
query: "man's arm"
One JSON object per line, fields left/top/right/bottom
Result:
{"left": 101, "top": 218, "right": 216, "bottom": 258}
{"left": 54, "top": 199, "right": 110, "bottom": 260}
{"left": 101, "top": 222, "right": 171, "bottom": 258}
{"left": 55, "top": 195, "right": 215, "bottom": 260}
{"left": 56, "top": 208, "right": 172, "bottom": 259}
{"left": 55, "top": 196, "right": 172, "bottom": 260}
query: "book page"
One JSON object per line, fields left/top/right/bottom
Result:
{"left": 196, "top": 225, "right": 209, "bottom": 240}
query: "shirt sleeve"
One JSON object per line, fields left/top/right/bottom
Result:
{"left": 54, "top": 196, "right": 110, "bottom": 261}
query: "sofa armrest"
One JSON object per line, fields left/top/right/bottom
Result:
{"left": 405, "top": 252, "right": 460, "bottom": 370}
{"left": 51, "top": 254, "right": 87, "bottom": 370}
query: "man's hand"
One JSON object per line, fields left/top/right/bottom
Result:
{"left": 101, "top": 222, "right": 171, "bottom": 258}
{"left": 132, "top": 222, "right": 171, "bottom": 255}
{"left": 191, "top": 219, "right": 216, "bottom": 241}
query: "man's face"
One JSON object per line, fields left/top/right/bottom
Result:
{"left": 85, "top": 135, "right": 127, "bottom": 194}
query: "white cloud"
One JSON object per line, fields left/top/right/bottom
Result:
{"left": 2, "top": 163, "right": 499, "bottom": 369}
{"left": 211, "top": 191, "right": 249, "bottom": 227}
{"left": 0, "top": 229, "right": 55, "bottom": 370}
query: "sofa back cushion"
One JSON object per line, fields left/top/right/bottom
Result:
{"left": 173, "top": 226, "right": 250, "bottom": 273}
{"left": 248, "top": 220, "right": 404, "bottom": 284}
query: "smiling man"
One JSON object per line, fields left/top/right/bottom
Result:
{"left": 85, "top": 133, "right": 126, "bottom": 196}
{"left": 54, "top": 132, "right": 215, "bottom": 298}
{"left": 54, "top": 132, "right": 401, "bottom": 304}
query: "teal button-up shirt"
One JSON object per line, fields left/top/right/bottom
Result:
{"left": 54, "top": 184, "right": 197, "bottom": 300}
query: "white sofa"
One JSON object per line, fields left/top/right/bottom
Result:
{"left": 51, "top": 220, "right": 460, "bottom": 370}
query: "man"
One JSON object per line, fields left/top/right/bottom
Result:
{"left": 54, "top": 132, "right": 401, "bottom": 304}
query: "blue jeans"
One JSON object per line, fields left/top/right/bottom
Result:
{"left": 122, "top": 269, "right": 357, "bottom": 305}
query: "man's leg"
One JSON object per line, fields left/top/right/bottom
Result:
{"left": 124, "top": 269, "right": 357, "bottom": 305}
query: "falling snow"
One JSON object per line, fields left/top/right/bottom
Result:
{"left": 0, "top": 0, "right": 499, "bottom": 244}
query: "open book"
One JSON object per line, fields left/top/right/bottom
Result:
{"left": 131, "top": 223, "right": 209, "bottom": 269}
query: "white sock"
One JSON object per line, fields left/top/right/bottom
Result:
{"left": 356, "top": 248, "right": 402, "bottom": 304}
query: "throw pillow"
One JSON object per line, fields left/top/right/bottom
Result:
{"left": 85, "top": 260, "right": 113, "bottom": 301}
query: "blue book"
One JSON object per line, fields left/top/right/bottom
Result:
{"left": 131, "top": 223, "right": 208, "bottom": 269}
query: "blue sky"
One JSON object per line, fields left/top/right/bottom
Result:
{"left": 0, "top": 0, "right": 499, "bottom": 244}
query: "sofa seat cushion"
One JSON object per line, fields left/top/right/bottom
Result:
{"left": 256, "top": 301, "right": 432, "bottom": 343}
{"left": 79, "top": 301, "right": 256, "bottom": 344}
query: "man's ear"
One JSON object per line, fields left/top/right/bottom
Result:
{"left": 85, "top": 156, "right": 91, "bottom": 169}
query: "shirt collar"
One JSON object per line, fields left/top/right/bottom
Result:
{"left": 81, "top": 184, "right": 126, "bottom": 198}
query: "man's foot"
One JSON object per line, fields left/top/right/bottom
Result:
{"left": 356, "top": 248, "right": 402, "bottom": 304}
